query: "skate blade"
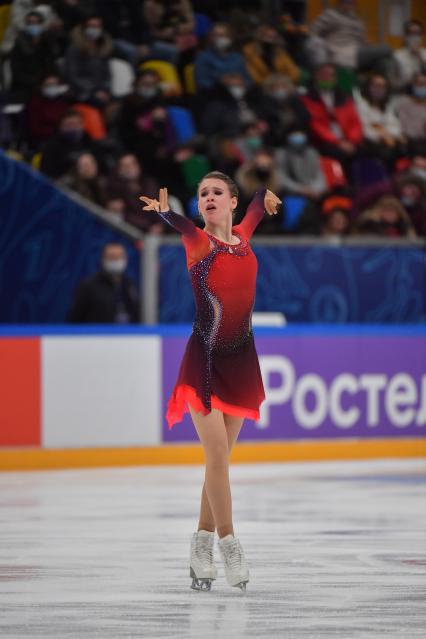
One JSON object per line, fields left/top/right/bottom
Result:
{"left": 233, "top": 580, "right": 248, "bottom": 591}
{"left": 190, "top": 567, "right": 214, "bottom": 591}
{"left": 190, "top": 577, "right": 213, "bottom": 591}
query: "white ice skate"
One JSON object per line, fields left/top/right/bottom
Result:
{"left": 218, "top": 534, "right": 249, "bottom": 591}
{"left": 189, "top": 529, "right": 217, "bottom": 591}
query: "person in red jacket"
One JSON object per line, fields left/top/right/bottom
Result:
{"left": 301, "top": 63, "right": 363, "bottom": 171}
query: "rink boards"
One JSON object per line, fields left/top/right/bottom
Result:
{"left": 0, "top": 325, "right": 425, "bottom": 469}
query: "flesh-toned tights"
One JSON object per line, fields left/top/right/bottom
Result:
{"left": 189, "top": 406, "right": 243, "bottom": 539}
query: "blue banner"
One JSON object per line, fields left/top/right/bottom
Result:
{"left": 159, "top": 244, "right": 426, "bottom": 324}
{"left": 0, "top": 152, "right": 140, "bottom": 323}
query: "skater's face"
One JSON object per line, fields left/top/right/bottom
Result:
{"left": 198, "top": 178, "right": 237, "bottom": 223}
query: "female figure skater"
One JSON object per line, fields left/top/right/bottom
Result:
{"left": 139, "top": 172, "right": 280, "bottom": 592}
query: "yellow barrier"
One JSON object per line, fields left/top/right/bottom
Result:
{"left": 1, "top": 438, "right": 425, "bottom": 472}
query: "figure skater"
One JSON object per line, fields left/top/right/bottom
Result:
{"left": 139, "top": 172, "right": 280, "bottom": 592}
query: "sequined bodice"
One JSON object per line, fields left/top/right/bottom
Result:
{"left": 190, "top": 231, "right": 257, "bottom": 353}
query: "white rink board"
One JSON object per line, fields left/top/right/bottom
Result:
{"left": 42, "top": 336, "right": 161, "bottom": 447}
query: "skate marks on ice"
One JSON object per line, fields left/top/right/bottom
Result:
{"left": 0, "top": 459, "right": 425, "bottom": 638}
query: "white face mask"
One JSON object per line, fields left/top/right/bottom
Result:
{"left": 136, "top": 86, "right": 157, "bottom": 99}
{"left": 103, "top": 259, "right": 127, "bottom": 275}
{"left": 271, "top": 88, "right": 289, "bottom": 100}
{"left": 228, "top": 85, "right": 245, "bottom": 100}
{"left": 85, "top": 27, "right": 102, "bottom": 40}
{"left": 214, "top": 36, "right": 231, "bottom": 51}
{"left": 406, "top": 34, "right": 423, "bottom": 49}
{"left": 410, "top": 167, "right": 426, "bottom": 180}
{"left": 42, "top": 84, "right": 67, "bottom": 98}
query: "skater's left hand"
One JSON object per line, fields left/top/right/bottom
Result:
{"left": 264, "top": 189, "right": 281, "bottom": 216}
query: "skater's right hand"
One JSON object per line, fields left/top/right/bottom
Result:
{"left": 139, "top": 187, "right": 169, "bottom": 213}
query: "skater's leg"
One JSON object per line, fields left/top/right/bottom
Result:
{"left": 189, "top": 405, "right": 234, "bottom": 539}
{"left": 197, "top": 414, "right": 244, "bottom": 532}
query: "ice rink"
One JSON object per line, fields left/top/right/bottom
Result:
{"left": 1, "top": 458, "right": 425, "bottom": 638}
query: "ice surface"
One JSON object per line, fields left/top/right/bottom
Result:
{"left": 0, "top": 458, "right": 425, "bottom": 638}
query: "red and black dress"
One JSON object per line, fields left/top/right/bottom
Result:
{"left": 160, "top": 189, "right": 266, "bottom": 429}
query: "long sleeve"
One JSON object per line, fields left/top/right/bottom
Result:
{"left": 233, "top": 188, "right": 266, "bottom": 239}
{"left": 159, "top": 209, "right": 211, "bottom": 268}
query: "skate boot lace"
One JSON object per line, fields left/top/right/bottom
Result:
{"left": 195, "top": 534, "right": 214, "bottom": 565}
{"left": 223, "top": 538, "right": 242, "bottom": 571}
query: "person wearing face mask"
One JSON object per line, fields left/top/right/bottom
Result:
{"left": 200, "top": 72, "right": 259, "bottom": 138}
{"left": 393, "top": 20, "right": 426, "bottom": 90}
{"left": 194, "top": 22, "right": 251, "bottom": 92}
{"left": 397, "top": 73, "right": 426, "bottom": 146}
{"left": 0, "top": 0, "right": 57, "bottom": 55}
{"left": 10, "top": 10, "right": 59, "bottom": 100}
{"left": 64, "top": 14, "right": 114, "bottom": 103}
{"left": 354, "top": 73, "right": 405, "bottom": 168}
{"left": 252, "top": 73, "right": 309, "bottom": 147}
{"left": 242, "top": 23, "right": 300, "bottom": 85}
{"left": 68, "top": 242, "right": 139, "bottom": 324}
{"left": 117, "top": 70, "right": 167, "bottom": 158}
{"left": 27, "top": 73, "right": 72, "bottom": 148}
{"left": 276, "top": 127, "right": 326, "bottom": 199}
{"left": 301, "top": 63, "right": 363, "bottom": 170}
{"left": 354, "top": 195, "right": 416, "bottom": 239}
{"left": 235, "top": 150, "right": 284, "bottom": 231}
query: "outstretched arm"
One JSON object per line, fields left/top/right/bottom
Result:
{"left": 139, "top": 188, "right": 210, "bottom": 266}
{"left": 234, "top": 188, "right": 281, "bottom": 239}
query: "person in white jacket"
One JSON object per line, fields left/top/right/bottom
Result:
{"left": 354, "top": 73, "right": 406, "bottom": 168}
{"left": 393, "top": 20, "right": 426, "bottom": 91}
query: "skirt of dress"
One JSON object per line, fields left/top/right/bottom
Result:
{"left": 166, "top": 331, "right": 265, "bottom": 429}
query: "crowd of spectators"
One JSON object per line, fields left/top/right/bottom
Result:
{"left": 1, "top": 0, "right": 426, "bottom": 238}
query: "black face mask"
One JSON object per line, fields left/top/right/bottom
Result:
{"left": 255, "top": 166, "right": 271, "bottom": 179}
{"left": 61, "top": 129, "right": 83, "bottom": 143}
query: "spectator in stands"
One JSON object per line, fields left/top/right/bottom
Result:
{"left": 397, "top": 73, "right": 426, "bottom": 146}
{"left": 40, "top": 108, "right": 97, "bottom": 179}
{"left": 321, "top": 195, "right": 352, "bottom": 237}
{"left": 1, "top": 0, "right": 57, "bottom": 54}
{"left": 235, "top": 147, "right": 284, "bottom": 211}
{"left": 146, "top": 0, "right": 195, "bottom": 46}
{"left": 307, "top": 0, "right": 392, "bottom": 75}
{"left": 27, "top": 73, "right": 72, "bottom": 149}
{"left": 234, "top": 122, "right": 265, "bottom": 162}
{"left": 64, "top": 13, "right": 114, "bottom": 104}
{"left": 242, "top": 22, "right": 300, "bottom": 85}
{"left": 68, "top": 242, "right": 139, "bottom": 323}
{"left": 10, "top": 9, "right": 59, "bottom": 99}
{"left": 393, "top": 20, "right": 426, "bottom": 90}
{"left": 276, "top": 127, "right": 327, "bottom": 199}
{"left": 301, "top": 63, "right": 363, "bottom": 168}
{"left": 354, "top": 195, "right": 416, "bottom": 238}
{"left": 408, "top": 150, "right": 426, "bottom": 185}
{"left": 54, "top": 0, "right": 87, "bottom": 34}
{"left": 117, "top": 70, "right": 165, "bottom": 155}
{"left": 104, "top": 196, "right": 126, "bottom": 222}
{"left": 355, "top": 73, "right": 405, "bottom": 167}
{"left": 199, "top": 72, "right": 258, "bottom": 137}
{"left": 352, "top": 168, "right": 426, "bottom": 237}
{"left": 398, "top": 173, "right": 426, "bottom": 236}
{"left": 194, "top": 22, "right": 251, "bottom": 92}
{"left": 253, "top": 73, "right": 309, "bottom": 147}
{"left": 107, "top": 153, "right": 161, "bottom": 231}
{"left": 59, "top": 152, "right": 107, "bottom": 206}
